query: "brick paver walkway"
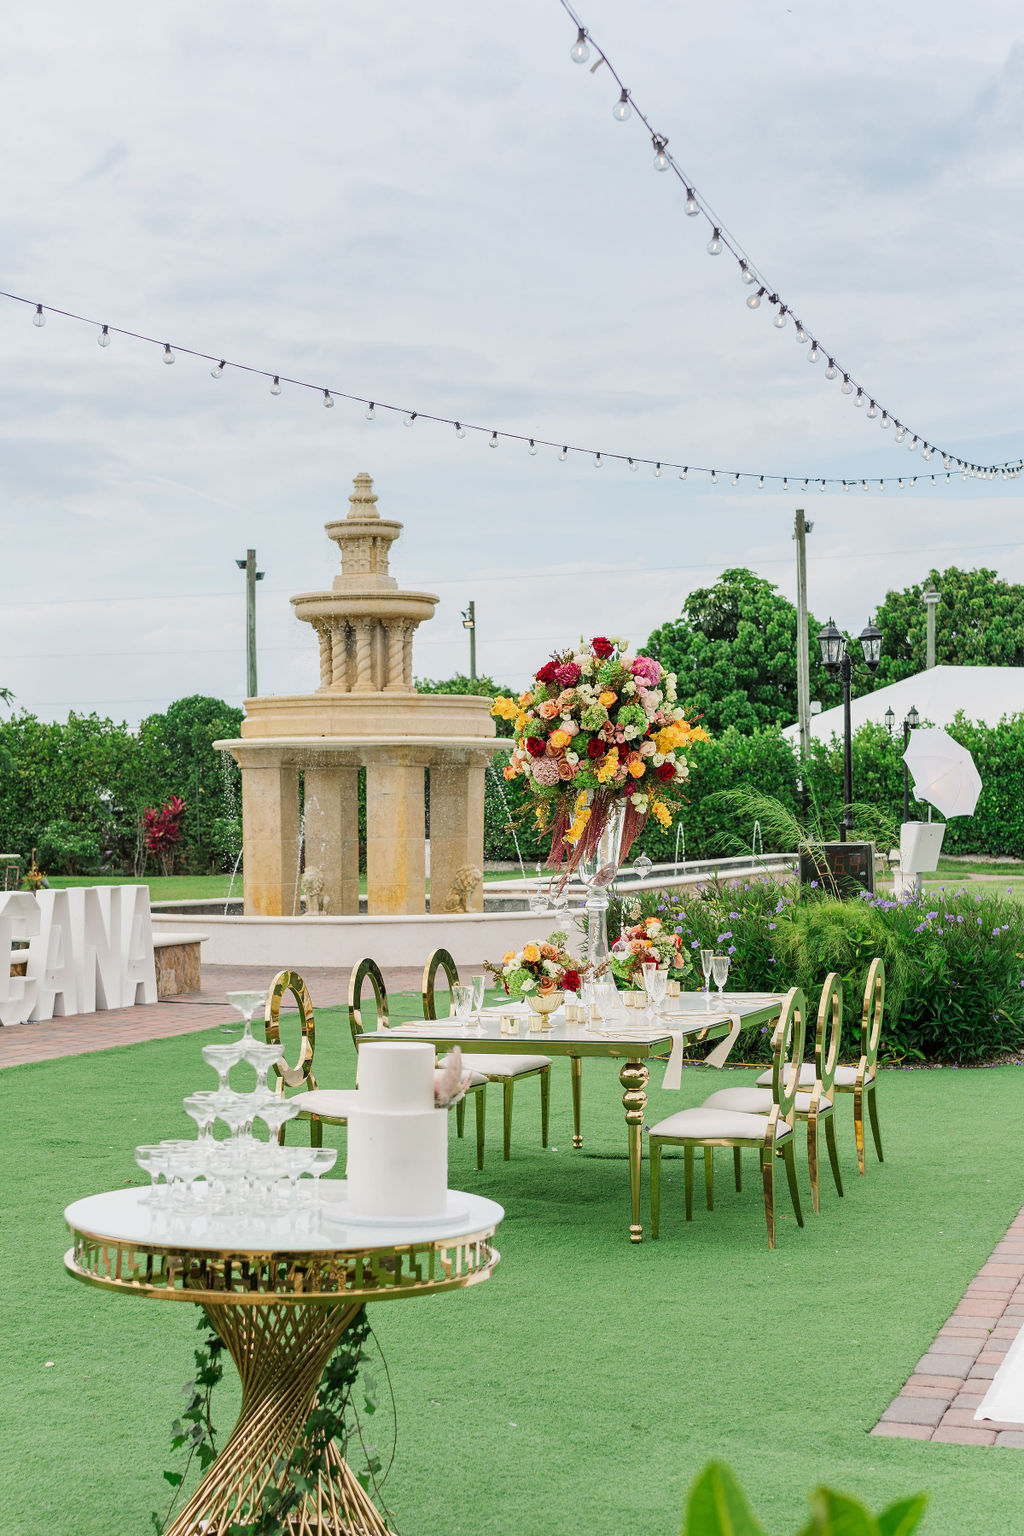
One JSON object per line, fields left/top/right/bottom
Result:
{"left": 0, "top": 965, "right": 422, "bottom": 1069}
{"left": 873, "top": 1206, "right": 1024, "bottom": 1446}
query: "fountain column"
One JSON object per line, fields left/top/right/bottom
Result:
{"left": 239, "top": 756, "right": 302, "bottom": 916}
{"left": 365, "top": 749, "right": 428, "bottom": 914}
{"left": 302, "top": 765, "right": 360, "bottom": 914}
{"left": 428, "top": 751, "right": 487, "bottom": 913}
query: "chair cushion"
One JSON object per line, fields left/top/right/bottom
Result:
{"left": 648, "top": 1107, "right": 793, "bottom": 1143}
{"left": 466, "top": 1071, "right": 490, "bottom": 1087}
{"left": 460, "top": 1054, "right": 551, "bottom": 1077}
{"left": 755, "top": 1064, "right": 874, "bottom": 1090}
{"left": 295, "top": 1089, "right": 357, "bottom": 1120}
{"left": 702, "top": 1087, "right": 832, "bottom": 1115}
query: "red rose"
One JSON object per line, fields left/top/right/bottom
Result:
{"left": 562, "top": 969, "right": 581, "bottom": 993}
{"left": 592, "top": 637, "right": 614, "bottom": 659}
{"left": 657, "top": 762, "right": 676, "bottom": 781}
{"left": 555, "top": 662, "right": 581, "bottom": 686}
{"left": 535, "top": 661, "right": 559, "bottom": 684}
{"left": 586, "top": 737, "right": 605, "bottom": 760}
{"left": 525, "top": 737, "right": 546, "bottom": 758}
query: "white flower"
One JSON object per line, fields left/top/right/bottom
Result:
{"left": 542, "top": 959, "right": 560, "bottom": 976}
{"left": 620, "top": 651, "right": 636, "bottom": 668}
{"left": 565, "top": 751, "right": 579, "bottom": 766}
{"left": 640, "top": 741, "right": 656, "bottom": 757}
{"left": 560, "top": 718, "right": 579, "bottom": 736}
{"left": 646, "top": 690, "right": 662, "bottom": 708}
{"left": 521, "top": 977, "right": 536, "bottom": 992}
{"left": 676, "top": 763, "right": 690, "bottom": 779}
{"left": 623, "top": 724, "right": 641, "bottom": 740}
{"left": 623, "top": 680, "right": 637, "bottom": 695}
{"left": 671, "top": 707, "right": 685, "bottom": 721}
{"left": 651, "top": 751, "right": 665, "bottom": 765}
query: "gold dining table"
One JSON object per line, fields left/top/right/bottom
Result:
{"left": 379, "top": 991, "right": 783, "bottom": 1244}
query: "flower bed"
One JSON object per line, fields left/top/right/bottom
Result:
{"left": 609, "top": 877, "right": 1024, "bottom": 1062}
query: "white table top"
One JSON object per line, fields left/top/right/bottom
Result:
{"left": 65, "top": 1185, "right": 504, "bottom": 1254}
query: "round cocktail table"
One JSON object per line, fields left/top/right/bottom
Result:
{"left": 65, "top": 1184, "right": 503, "bottom": 1535}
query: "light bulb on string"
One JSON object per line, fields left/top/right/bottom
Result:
{"left": 758, "top": 475, "right": 764, "bottom": 488}
{"left": 824, "top": 360, "right": 837, "bottom": 380}
{"left": 895, "top": 427, "right": 906, "bottom": 442}
{"left": 652, "top": 137, "right": 670, "bottom": 171}
{"left": 862, "top": 481, "right": 869, "bottom": 492}
{"left": 679, "top": 468, "right": 688, "bottom": 481}
{"left": 323, "top": 390, "right": 334, "bottom": 408}
{"left": 854, "top": 390, "right": 864, "bottom": 407}
{"left": 773, "top": 307, "right": 787, "bottom": 330}
{"left": 570, "top": 26, "right": 590, "bottom": 63}
{"left": 707, "top": 228, "right": 723, "bottom": 255}
{"left": 365, "top": 403, "right": 376, "bottom": 421}
{"left": 404, "top": 413, "right": 417, "bottom": 427}
{"left": 163, "top": 344, "right": 174, "bottom": 364}
{"left": 270, "top": 376, "right": 282, "bottom": 395}
{"left": 907, "top": 436, "right": 918, "bottom": 451}
{"left": 922, "top": 446, "right": 932, "bottom": 460}
{"left": 559, "top": 446, "right": 567, "bottom": 461}
{"left": 489, "top": 431, "right": 498, "bottom": 448}
{"left": 794, "top": 323, "right": 808, "bottom": 344}
{"left": 931, "top": 476, "right": 937, "bottom": 486}
{"left": 211, "top": 360, "right": 226, "bottom": 378}
{"left": 613, "top": 89, "right": 631, "bottom": 121}
{"left": 594, "top": 453, "right": 602, "bottom": 467}
{"left": 819, "top": 480, "right": 826, "bottom": 492}
{"left": 783, "top": 478, "right": 789, "bottom": 490}
{"left": 628, "top": 458, "right": 637, "bottom": 471}
{"left": 899, "top": 478, "right": 905, "bottom": 489}
{"left": 808, "top": 344, "right": 819, "bottom": 362}
{"left": 946, "top": 474, "right": 952, "bottom": 483}
{"left": 455, "top": 422, "right": 465, "bottom": 438}
{"left": 32, "top": 304, "right": 45, "bottom": 327}
{"left": 843, "top": 481, "right": 850, "bottom": 492}
{"left": 654, "top": 463, "right": 661, "bottom": 478}
{"left": 867, "top": 401, "right": 878, "bottom": 419}
{"left": 684, "top": 189, "right": 699, "bottom": 216}
{"left": 732, "top": 472, "right": 740, "bottom": 485}
{"left": 880, "top": 413, "right": 890, "bottom": 429}
{"left": 841, "top": 375, "right": 853, "bottom": 395}
{"left": 528, "top": 439, "right": 537, "bottom": 455}
{"left": 97, "top": 325, "right": 111, "bottom": 347}
{"left": 747, "top": 287, "right": 763, "bottom": 310}
{"left": 943, "top": 457, "right": 952, "bottom": 469}
{"left": 739, "top": 262, "right": 757, "bottom": 285}
{"left": 801, "top": 479, "right": 809, "bottom": 492}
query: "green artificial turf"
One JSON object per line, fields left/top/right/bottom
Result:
{"left": 3, "top": 1007, "right": 1024, "bottom": 1535}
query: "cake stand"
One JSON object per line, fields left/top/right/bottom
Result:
{"left": 64, "top": 1183, "right": 502, "bottom": 1535}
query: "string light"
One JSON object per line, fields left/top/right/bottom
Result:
{"left": 739, "top": 262, "right": 757, "bottom": 286}
{"left": 841, "top": 375, "right": 854, "bottom": 395}
{"left": 32, "top": 304, "right": 45, "bottom": 327}
{"left": 746, "top": 287, "right": 763, "bottom": 310}
{"left": 97, "top": 325, "right": 110, "bottom": 347}
{"left": 732, "top": 472, "right": 740, "bottom": 485}
{"left": 6, "top": 288, "right": 1019, "bottom": 490}
{"left": 824, "top": 360, "right": 837, "bottom": 381}
{"left": 556, "top": 0, "right": 999, "bottom": 472}
{"left": 808, "top": 344, "right": 819, "bottom": 363}
{"left": 773, "top": 306, "right": 787, "bottom": 330}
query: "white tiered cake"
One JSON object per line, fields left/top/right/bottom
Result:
{"left": 343, "top": 1041, "right": 449, "bottom": 1223}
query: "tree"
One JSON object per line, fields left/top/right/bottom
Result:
{"left": 139, "top": 695, "right": 244, "bottom": 871}
{"left": 646, "top": 568, "right": 841, "bottom": 734}
{"left": 871, "top": 566, "right": 1024, "bottom": 686}
{"left": 415, "top": 673, "right": 518, "bottom": 736}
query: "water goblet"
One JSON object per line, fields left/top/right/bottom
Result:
{"left": 452, "top": 984, "right": 474, "bottom": 1021}
{"left": 712, "top": 954, "right": 731, "bottom": 1002}
{"left": 700, "top": 949, "right": 715, "bottom": 1008}
{"left": 201, "top": 1041, "right": 247, "bottom": 1092}
{"left": 223, "top": 988, "right": 268, "bottom": 1039}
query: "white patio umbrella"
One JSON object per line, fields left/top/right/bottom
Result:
{"left": 902, "top": 727, "right": 982, "bottom": 818}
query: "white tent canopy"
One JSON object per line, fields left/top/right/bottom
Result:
{"left": 783, "top": 665, "right": 1024, "bottom": 744}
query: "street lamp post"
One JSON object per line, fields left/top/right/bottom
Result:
{"left": 885, "top": 704, "right": 920, "bottom": 821}
{"left": 817, "top": 618, "right": 883, "bottom": 842}
{"left": 461, "top": 600, "right": 477, "bottom": 681}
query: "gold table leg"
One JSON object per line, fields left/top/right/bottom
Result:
{"left": 165, "top": 1300, "right": 389, "bottom": 1536}
{"left": 570, "top": 1055, "right": 583, "bottom": 1148}
{"left": 620, "top": 1058, "right": 649, "bottom": 1244}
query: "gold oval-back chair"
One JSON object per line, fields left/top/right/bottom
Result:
{"left": 422, "top": 947, "right": 551, "bottom": 1162}
{"left": 264, "top": 968, "right": 357, "bottom": 1147}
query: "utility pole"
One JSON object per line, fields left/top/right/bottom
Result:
{"left": 793, "top": 509, "right": 813, "bottom": 760}
{"left": 461, "top": 600, "right": 477, "bottom": 681}
{"left": 235, "top": 549, "right": 265, "bottom": 699}
{"left": 923, "top": 580, "right": 940, "bottom": 669}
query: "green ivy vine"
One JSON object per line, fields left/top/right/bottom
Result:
{"left": 153, "top": 1308, "right": 396, "bottom": 1535}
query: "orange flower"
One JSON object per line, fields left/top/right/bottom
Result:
{"left": 537, "top": 976, "right": 558, "bottom": 994}
{"left": 626, "top": 753, "right": 646, "bottom": 779}
{"left": 503, "top": 950, "right": 517, "bottom": 965}
{"left": 503, "top": 763, "right": 518, "bottom": 781}
{"left": 549, "top": 728, "right": 572, "bottom": 749}
{"left": 557, "top": 759, "right": 575, "bottom": 780}
{"left": 522, "top": 943, "right": 541, "bottom": 963}
{"left": 599, "top": 691, "right": 616, "bottom": 707}
{"left": 540, "top": 943, "right": 558, "bottom": 959}
{"left": 538, "top": 699, "right": 560, "bottom": 720}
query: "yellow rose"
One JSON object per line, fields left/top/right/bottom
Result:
{"left": 549, "top": 728, "right": 572, "bottom": 749}
{"left": 522, "top": 943, "right": 541, "bottom": 963}
{"left": 599, "top": 691, "right": 616, "bottom": 707}
{"left": 627, "top": 758, "right": 646, "bottom": 778}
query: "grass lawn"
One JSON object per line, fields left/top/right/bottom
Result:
{"left": 44, "top": 869, "right": 528, "bottom": 902}
{"left": 4, "top": 1010, "right": 1024, "bottom": 1535}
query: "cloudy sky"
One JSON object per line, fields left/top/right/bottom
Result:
{"left": 2, "top": 0, "right": 1022, "bottom": 722}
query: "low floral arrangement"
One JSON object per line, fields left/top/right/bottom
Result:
{"left": 484, "top": 931, "right": 584, "bottom": 999}
{"left": 492, "top": 636, "right": 708, "bottom": 871}
{"left": 611, "top": 910, "right": 691, "bottom": 990}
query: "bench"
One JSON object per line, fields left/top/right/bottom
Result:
{"left": 153, "top": 932, "right": 208, "bottom": 998}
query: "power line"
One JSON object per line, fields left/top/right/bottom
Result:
{"left": 7, "top": 285, "right": 1020, "bottom": 487}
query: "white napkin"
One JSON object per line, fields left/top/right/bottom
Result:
{"left": 662, "top": 1013, "right": 743, "bottom": 1089}
{"left": 385, "top": 1021, "right": 469, "bottom": 1036}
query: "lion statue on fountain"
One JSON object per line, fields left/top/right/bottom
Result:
{"left": 301, "top": 866, "right": 331, "bottom": 915}
{"left": 442, "top": 864, "right": 482, "bottom": 913}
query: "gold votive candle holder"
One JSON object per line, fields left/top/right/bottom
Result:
{"left": 500, "top": 1015, "right": 520, "bottom": 1036}
{"left": 666, "top": 978, "right": 681, "bottom": 997}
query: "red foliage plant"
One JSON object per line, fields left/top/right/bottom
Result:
{"left": 143, "top": 796, "right": 186, "bottom": 872}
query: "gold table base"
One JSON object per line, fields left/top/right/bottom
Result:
{"left": 166, "top": 1300, "right": 388, "bottom": 1536}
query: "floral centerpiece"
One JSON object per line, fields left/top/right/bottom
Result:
{"left": 611, "top": 909, "right": 691, "bottom": 990}
{"left": 492, "top": 636, "right": 708, "bottom": 872}
{"left": 484, "top": 931, "right": 583, "bottom": 1000}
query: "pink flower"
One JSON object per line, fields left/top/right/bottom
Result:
{"left": 555, "top": 662, "right": 581, "bottom": 687}
{"left": 531, "top": 755, "right": 561, "bottom": 786}
{"left": 630, "top": 655, "right": 662, "bottom": 687}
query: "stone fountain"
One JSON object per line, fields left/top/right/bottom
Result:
{"left": 215, "top": 473, "right": 507, "bottom": 919}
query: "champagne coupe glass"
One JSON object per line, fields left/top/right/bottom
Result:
{"left": 646, "top": 965, "right": 668, "bottom": 1019}
{"left": 712, "top": 954, "right": 731, "bottom": 1002}
{"left": 135, "top": 1144, "right": 169, "bottom": 1205}
{"left": 452, "top": 984, "right": 474, "bottom": 1021}
{"left": 308, "top": 1146, "right": 339, "bottom": 1207}
{"left": 223, "top": 988, "right": 268, "bottom": 1040}
{"left": 700, "top": 949, "right": 715, "bottom": 1008}
{"left": 214, "top": 1091, "right": 254, "bottom": 1144}
{"left": 201, "top": 1041, "right": 247, "bottom": 1092}
{"left": 183, "top": 1092, "right": 221, "bottom": 1147}
{"left": 255, "top": 1096, "right": 302, "bottom": 1145}
{"left": 241, "top": 1040, "right": 285, "bottom": 1097}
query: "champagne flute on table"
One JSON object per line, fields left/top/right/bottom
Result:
{"left": 700, "top": 949, "right": 715, "bottom": 1009}
{"left": 711, "top": 954, "right": 731, "bottom": 1003}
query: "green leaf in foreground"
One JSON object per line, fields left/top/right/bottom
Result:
{"left": 683, "top": 1462, "right": 767, "bottom": 1536}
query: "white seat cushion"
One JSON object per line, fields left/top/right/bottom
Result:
{"left": 702, "top": 1087, "right": 832, "bottom": 1115}
{"left": 295, "top": 1088, "right": 357, "bottom": 1119}
{"left": 755, "top": 1064, "right": 873, "bottom": 1090}
{"left": 649, "top": 1107, "right": 793, "bottom": 1143}
{"left": 466, "top": 1071, "right": 489, "bottom": 1087}
{"left": 460, "top": 1054, "right": 551, "bottom": 1077}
